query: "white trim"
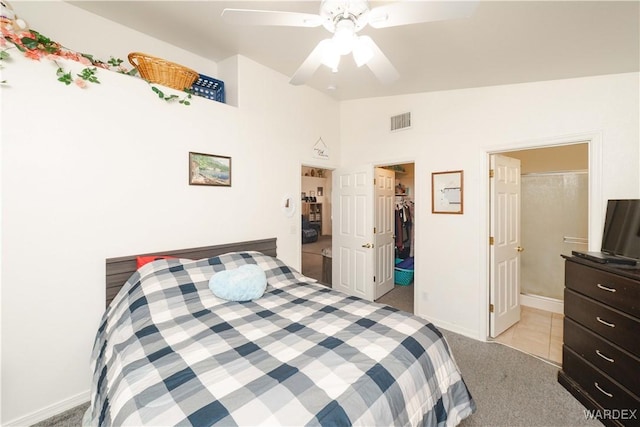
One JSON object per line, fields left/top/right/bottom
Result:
{"left": 587, "top": 132, "right": 604, "bottom": 252}
{"left": 479, "top": 151, "right": 492, "bottom": 343}
{"left": 418, "top": 313, "right": 483, "bottom": 342}
{"left": 4, "top": 390, "right": 89, "bottom": 427}
{"left": 480, "top": 131, "right": 603, "bottom": 340}
{"left": 520, "top": 293, "right": 564, "bottom": 314}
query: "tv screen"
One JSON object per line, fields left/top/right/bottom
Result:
{"left": 601, "top": 199, "right": 640, "bottom": 260}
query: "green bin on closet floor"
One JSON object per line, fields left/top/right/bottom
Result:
{"left": 394, "top": 257, "right": 414, "bottom": 286}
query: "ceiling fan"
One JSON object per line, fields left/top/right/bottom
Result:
{"left": 221, "top": 0, "right": 478, "bottom": 86}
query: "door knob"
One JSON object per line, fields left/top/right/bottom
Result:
{"left": 516, "top": 246, "right": 525, "bottom": 252}
{"left": 362, "top": 243, "right": 373, "bottom": 248}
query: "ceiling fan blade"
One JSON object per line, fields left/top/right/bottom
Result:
{"left": 289, "top": 39, "right": 333, "bottom": 85}
{"left": 358, "top": 36, "right": 399, "bottom": 84}
{"left": 368, "top": 0, "right": 479, "bottom": 29}
{"left": 221, "top": 9, "right": 323, "bottom": 27}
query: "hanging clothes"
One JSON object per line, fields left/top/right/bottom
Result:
{"left": 395, "top": 199, "right": 413, "bottom": 258}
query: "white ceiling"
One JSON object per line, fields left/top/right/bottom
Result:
{"left": 67, "top": 1, "right": 640, "bottom": 101}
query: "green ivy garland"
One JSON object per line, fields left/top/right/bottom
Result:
{"left": 1, "top": 26, "right": 192, "bottom": 105}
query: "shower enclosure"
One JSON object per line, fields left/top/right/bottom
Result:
{"left": 520, "top": 171, "right": 588, "bottom": 301}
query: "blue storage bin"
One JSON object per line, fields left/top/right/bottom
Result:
{"left": 191, "top": 74, "right": 225, "bottom": 103}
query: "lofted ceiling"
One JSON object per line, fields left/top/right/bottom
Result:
{"left": 67, "top": 1, "right": 640, "bottom": 101}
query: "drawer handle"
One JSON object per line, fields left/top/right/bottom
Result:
{"left": 594, "top": 382, "right": 614, "bottom": 398}
{"left": 596, "top": 283, "right": 616, "bottom": 292}
{"left": 596, "top": 316, "right": 615, "bottom": 328}
{"left": 595, "top": 349, "right": 615, "bottom": 363}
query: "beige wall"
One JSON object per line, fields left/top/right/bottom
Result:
{"left": 507, "top": 143, "right": 589, "bottom": 174}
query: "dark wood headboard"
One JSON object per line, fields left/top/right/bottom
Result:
{"left": 105, "top": 237, "right": 277, "bottom": 308}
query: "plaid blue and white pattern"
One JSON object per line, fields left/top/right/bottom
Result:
{"left": 89, "top": 252, "right": 475, "bottom": 426}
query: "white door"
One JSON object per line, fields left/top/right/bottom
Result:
{"left": 332, "top": 165, "right": 375, "bottom": 301}
{"left": 374, "top": 167, "right": 395, "bottom": 299}
{"left": 490, "top": 154, "right": 522, "bottom": 337}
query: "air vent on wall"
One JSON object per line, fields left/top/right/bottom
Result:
{"left": 390, "top": 112, "right": 411, "bottom": 132}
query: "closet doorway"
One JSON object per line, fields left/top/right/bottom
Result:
{"left": 301, "top": 166, "right": 332, "bottom": 284}
{"left": 374, "top": 162, "right": 415, "bottom": 314}
{"left": 490, "top": 143, "right": 589, "bottom": 364}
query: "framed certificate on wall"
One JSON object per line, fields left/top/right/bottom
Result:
{"left": 432, "top": 170, "right": 463, "bottom": 214}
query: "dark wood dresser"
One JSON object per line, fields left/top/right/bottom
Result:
{"left": 558, "top": 255, "right": 640, "bottom": 427}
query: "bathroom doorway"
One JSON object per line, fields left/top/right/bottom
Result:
{"left": 491, "top": 142, "right": 588, "bottom": 364}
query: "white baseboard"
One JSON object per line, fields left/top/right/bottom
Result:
{"left": 415, "top": 311, "right": 485, "bottom": 342}
{"left": 5, "top": 390, "right": 89, "bottom": 427}
{"left": 520, "top": 293, "right": 564, "bottom": 314}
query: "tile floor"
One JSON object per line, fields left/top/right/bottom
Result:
{"left": 493, "top": 306, "right": 563, "bottom": 365}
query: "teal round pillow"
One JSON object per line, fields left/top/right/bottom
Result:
{"left": 208, "top": 264, "right": 267, "bottom": 302}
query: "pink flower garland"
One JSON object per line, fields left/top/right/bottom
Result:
{"left": 1, "top": 25, "right": 101, "bottom": 66}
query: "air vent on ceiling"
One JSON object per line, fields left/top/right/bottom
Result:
{"left": 390, "top": 112, "right": 411, "bottom": 132}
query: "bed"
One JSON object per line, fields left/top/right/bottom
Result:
{"left": 89, "top": 238, "right": 475, "bottom": 426}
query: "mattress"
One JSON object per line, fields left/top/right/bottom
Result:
{"left": 88, "top": 251, "right": 475, "bottom": 426}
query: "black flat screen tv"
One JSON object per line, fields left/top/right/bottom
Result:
{"left": 601, "top": 199, "right": 640, "bottom": 261}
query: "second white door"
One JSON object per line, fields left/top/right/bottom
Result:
{"left": 374, "top": 167, "right": 395, "bottom": 299}
{"left": 332, "top": 165, "right": 375, "bottom": 300}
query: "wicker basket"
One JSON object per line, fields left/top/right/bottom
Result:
{"left": 128, "top": 52, "right": 198, "bottom": 90}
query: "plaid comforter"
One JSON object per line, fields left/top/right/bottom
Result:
{"left": 89, "top": 251, "right": 475, "bottom": 426}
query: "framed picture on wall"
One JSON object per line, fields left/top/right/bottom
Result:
{"left": 189, "top": 152, "right": 231, "bottom": 186}
{"left": 432, "top": 170, "right": 463, "bottom": 214}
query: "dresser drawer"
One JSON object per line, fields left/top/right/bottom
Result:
{"left": 565, "top": 289, "right": 640, "bottom": 355}
{"left": 564, "top": 317, "right": 640, "bottom": 395}
{"left": 566, "top": 260, "right": 640, "bottom": 318}
{"left": 563, "top": 346, "right": 640, "bottom": 424}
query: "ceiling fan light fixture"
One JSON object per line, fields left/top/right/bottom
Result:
{"left": 352, "top": 36, "right": 374, "bottom": 67}
{"left": 332, "top": 19, "right": 356, "bottom": 55}
{"left": 320, "top": 42, "right": 341, "bottom": 71}
{"left": 222, "top": 0, "right": 479, "bottom": 86}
